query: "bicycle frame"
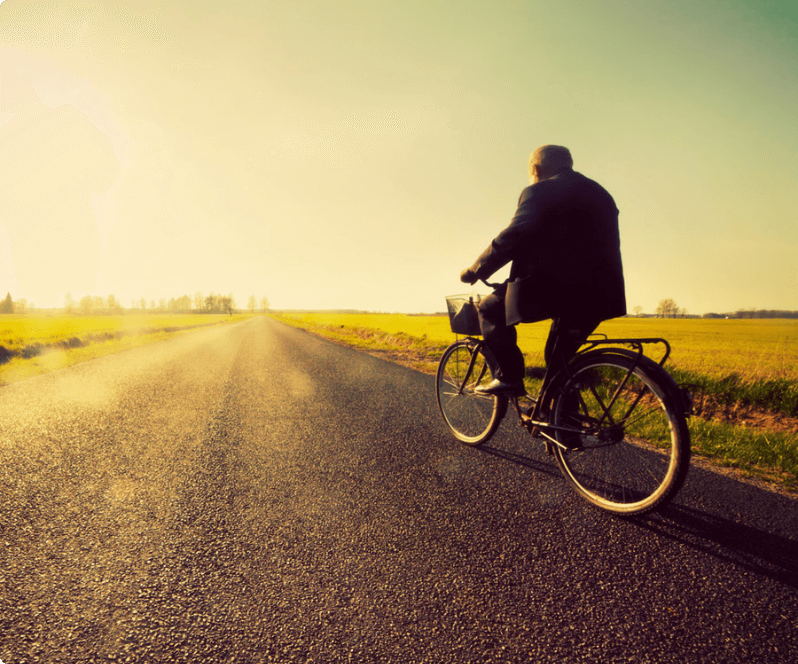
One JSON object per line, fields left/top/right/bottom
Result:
{"left": 457, "top": 335, "right": 674, "bottom": 453}
{"left": 439, "top": 301, "right": 692, "bottom": 514}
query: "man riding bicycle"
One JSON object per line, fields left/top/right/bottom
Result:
{"left": 460, "top": 145, "right": 626, "bottom": 396}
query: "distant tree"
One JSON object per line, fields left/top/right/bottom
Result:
{"left": 656, "top": 298, "right": 679, "bottom": 318}
{"left": 15, "top": 298, "right": 29, "bottom": 314}
{"left": 107, "top": 294, "right": 123, "bottom": 314}
{"left": 220, "top": 294, "right": 235, "bottom": 316}
{"left": 198, "top": 293, "right": 236, "bottom": 314}
{"left": 260, "top": 296, "right": 270, "bottom": 313}
{"left": 633, "top": 305, "right": 643, "bottom": 317}
{"left": 735, "top": 308, "right": 757, "bottom": 319}
{"left": 247, "top": 295, "right": 257, "bottom": 313}
{"left": 168, "top": 295, "right": 191, "bottom": 312}
{"left": 79, "top": 295, "right": 95, "bottom": 315}
{"left": 0, "top": 292, "right": 13, "bottom": 314}
{"left": 194, "top": 292, "right": 203, "bottom": 311}
{"left": 64, "top": 292, "right": 75, "bottom": 314}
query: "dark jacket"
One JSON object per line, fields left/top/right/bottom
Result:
{"left": 469, "top": 169, "right": 626, "bottom": 324}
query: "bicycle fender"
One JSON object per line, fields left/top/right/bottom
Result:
{"left": 570, "top": 348, "right": 692, "bottom": 417}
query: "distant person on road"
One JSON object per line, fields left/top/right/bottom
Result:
{"left": 460, "top": 145, "right": 626, "bottom": 395}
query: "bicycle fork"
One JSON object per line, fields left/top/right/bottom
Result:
{"left": 458, "top": 343, "right": 490, "bottom": 395}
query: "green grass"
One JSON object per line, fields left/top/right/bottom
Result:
{"left": 272, "top": 312, "right": 798, "bottom": 492}
{"left": 687, "top": 418, "right": 798, "bottom": 489}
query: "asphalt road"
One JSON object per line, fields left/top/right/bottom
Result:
{"left": 1, "top": 316, "right": 796, "bottom": 663}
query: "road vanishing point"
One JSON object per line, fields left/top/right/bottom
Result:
{"left": 1, "top": 317, "right": 796, "bottom": 663}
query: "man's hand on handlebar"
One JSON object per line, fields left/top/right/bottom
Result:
{"left": 460, "top": 268, "right": 478, "bottom": 285}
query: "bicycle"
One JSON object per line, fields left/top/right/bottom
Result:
{"left": 436, "top": 286, "right": 692, "bottom": 516}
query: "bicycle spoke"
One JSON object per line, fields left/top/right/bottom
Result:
{"left": 436, "top": 341, "right": 506, "bottom": 445}
{"left": 552, "top": 353, "right": 689, "bottom": 515}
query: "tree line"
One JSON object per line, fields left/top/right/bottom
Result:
{"left": 0, "top": 292, "right": 270, "bottom": 315}
{"left": 643, "top": 298, "right": 798, "bottom": 319}
{"left": 703, "top": 309, "right": 798, "bottom": 319}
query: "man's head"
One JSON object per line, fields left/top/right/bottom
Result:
{"left": 528, "top": 145, "right": 573, "bottom": 183}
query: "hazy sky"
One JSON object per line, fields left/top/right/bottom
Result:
{"left": 0, "top": 0, "right": 796, "bottom": 314}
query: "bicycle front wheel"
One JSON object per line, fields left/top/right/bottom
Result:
{"left": 551, "top": 352, "right": 690, "bottom": 515}
{"left": 436, "top": 341, "right": 507, "bottom": 446}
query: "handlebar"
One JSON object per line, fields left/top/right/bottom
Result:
{"left": 480, "top": 278, "right": 505, "bottom": 290}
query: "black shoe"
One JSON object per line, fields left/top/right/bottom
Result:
{"left": 474, "top": 379, "right": 526, "bottom": 397}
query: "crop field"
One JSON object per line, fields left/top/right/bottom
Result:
{"left": 273, "top": 312, "right": 798, "bottom": 491}
{"left": 273, "top": 313, "right": 798, "bottom": 382}
{"left": 0, "top": 313, "right": 253, "bottom": 385}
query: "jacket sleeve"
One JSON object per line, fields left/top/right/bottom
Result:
{"left": 469, "top": 184, "right": 547, "bottom": 280}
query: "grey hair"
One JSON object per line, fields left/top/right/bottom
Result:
{"left": 529, "top": 145, "right": 573, "bottom": 179}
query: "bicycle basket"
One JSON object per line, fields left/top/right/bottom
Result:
{"left": 445, "top": 295, "right": 482, "bottom": 336}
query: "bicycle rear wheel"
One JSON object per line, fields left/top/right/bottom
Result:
{"left": 436, "top": 341, "right": 507, "bottom": 445}
{"left": 551, "top": 352, "right": 690, "bottom": 515}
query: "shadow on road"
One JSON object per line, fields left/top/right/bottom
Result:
{"left": 640, "top": 466, "right": 798, "bottom": 589}
{"left": 477, "top": 442, "right": 564, "bottom": 481}
{"left": 476, "top": 434, "right": 798, "bottom": 590}
{"left": 641, "top": 504, "right": 798, "bottom": 588}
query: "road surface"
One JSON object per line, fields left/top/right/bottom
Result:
{"left": 1, "top": 317, "right": 796, "bottom": 662}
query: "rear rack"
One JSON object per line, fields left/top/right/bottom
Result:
{"left": 579, "top": 336, "right": 672, "bottom": 367}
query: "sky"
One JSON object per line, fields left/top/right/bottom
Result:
{"left": 0, "top": 0, "right": 796, "bottom": 315}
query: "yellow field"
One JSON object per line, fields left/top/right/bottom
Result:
{"left": 275, "top": 313, "right": 798, "bottom": 383}
{"left": 0, "top": 313, "right": 254, "bottom": 385}
{"left": 0, "top": 313, "right": 251, "bottom": 349}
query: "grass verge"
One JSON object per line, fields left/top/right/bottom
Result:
{"left": 671, "top": 368, "right": 798, "bottom": 418}
{"left": 271, "top": 312, "right": 798, "bottom": 494}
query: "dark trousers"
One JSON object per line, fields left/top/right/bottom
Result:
{"left": 478, "top": 285, "right": 598, "bottom": 382}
